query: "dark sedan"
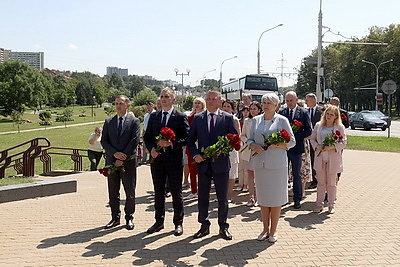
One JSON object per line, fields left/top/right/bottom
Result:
{"left": 360, "top": 110, "right": 391, "bottom": 127}
{"left": 349, "top": 112, "right": 388, "bottom": 131}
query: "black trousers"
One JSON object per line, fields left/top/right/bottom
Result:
{"left": 88, "top": 150, "right": 103, "bottom": 171}
{"left": 150, "top": 156, "right": 183, "bottom": 226}
{"left": 107, "top": 159, "right": 137, "bottom": 220}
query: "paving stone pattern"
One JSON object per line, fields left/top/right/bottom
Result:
{"left": 0, "top": 150, "right": 399, "bottom": 266}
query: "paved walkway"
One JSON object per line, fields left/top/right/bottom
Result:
{"left": 0, "top": 121, "right": 104, "bottom": 135}
{"left": 1, "top": 150, "right": 400, "bottom": 266}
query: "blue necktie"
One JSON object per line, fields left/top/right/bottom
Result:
{"left": 289, "top": 109, "right": 293, "bottom": 122}
{"left": 117, "top": 117, "right": 123, "bottom": 136}
{"left": 161, "top": 111, "right": 168, "bottom": 127}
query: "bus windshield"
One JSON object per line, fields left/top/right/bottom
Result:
{"left": 245, "top": 76, "right": 278, "bottom": 91}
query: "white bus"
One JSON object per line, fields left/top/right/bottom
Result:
{"left": 221, "top": 74, "right": 279, "bottom": 103}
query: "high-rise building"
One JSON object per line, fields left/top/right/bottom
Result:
{"left": 0, "top": 48, "right": 11, "bottom": 63}
{"left": 8, "top": 51, "right": 44, "bottom": 70}
{"left": 106, "top": 66, "right": 128, "bottom": 76}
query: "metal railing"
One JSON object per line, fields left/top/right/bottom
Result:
{"left": 0, "top": 138, "right": 89, "bottom": 178}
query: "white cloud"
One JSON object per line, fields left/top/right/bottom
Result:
{"left": 68, "top": 44, "right": 78, "bottom": 50}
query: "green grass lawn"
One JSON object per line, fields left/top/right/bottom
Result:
{"left": 0, "top": 106, "right": 108, "bottom": 133}
{"left": 346, "top": 135, "right": 400, "bottom": 153}
{"left": 0, "top": 177, "right": 38, "bottom": 186}
{"left": 0, "top": 121, "right": 399, "bottom": 179}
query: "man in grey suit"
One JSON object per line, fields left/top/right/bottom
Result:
{"left": 305, "top": 93, "right": 323, "bottom": 189}
{"left": 101, "top": 95, "right": 141, "bottom": 230}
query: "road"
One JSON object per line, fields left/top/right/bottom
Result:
{"left": 345, "top": 120, "right": 400, "bottom": 138}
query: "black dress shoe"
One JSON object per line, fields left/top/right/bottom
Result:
{"left": 308, "top": 183, "right": 317, "bottom": 189}
{"left": 294, "top": 201, "right": 301, "bottom": 209}
{"left": 174, "top": 225, "right": 183, "bottom": 236}
{"left": 104, "top": 219, "right": 120, "bottom": 229}
{"left": 126, "top": 219, "right": 134, "bottom": 230}
{"left": 219, "top": 229, "right": 232, "bottom": 240}
{"left": 146, "top": 222, "right": 164, "bottom": 234}
{"left": 193, "top": 228, "right": 210, "bottom": 239}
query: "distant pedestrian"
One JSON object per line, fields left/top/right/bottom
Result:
{"left": 88, "top": 126, "right": 103, "bottom": 171}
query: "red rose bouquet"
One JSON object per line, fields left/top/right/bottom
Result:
{"left": 201, "top": 134, "right": 241, "bottom": 162}
{"left": 341, "top": 113, "right": 347, "bottom": 122}
{"left": 317, "top": 129, "right": 344, "bottom": 156}
{"left": 291, "top": 119, "right": 303, "bottom": 133}
{"left": 252, "top": 128, "right": 291, "bottom": 157}
{"left": 99, "top": 155, "right": 136, "bottom": 177}
{"left": 156, "top": 127, "right": 176, "bottom": 152}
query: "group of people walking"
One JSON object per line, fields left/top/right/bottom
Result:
{"left": 97, "top": 88, "right": 347, "bottom": 243}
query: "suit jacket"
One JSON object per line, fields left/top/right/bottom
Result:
{"left": 308, "top": 106, "right": 323, "bottom": 127}
{"left": 187, "top": 110, "right": 238, "bottom": 174}
{"left": 144, "top": 109, "right": 189, "bottom": 165}
{"left": 247, "top": 113, "right": 295, "bottom": 169}
{"left": 340, "top": 108, "right": 350, "bottom": 128}
{"left": 278, "top": 106, "right": 312, "bottom": 154}
{"left": 101, "top": 113, "right": 141, "bottom": 165}
{"left": 310, "top": 123, "right": 346, "bottom": 174}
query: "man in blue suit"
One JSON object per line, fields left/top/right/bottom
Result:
{"left": 187, "top": 90, "right": 238, "bottom": 240}
{"left": 278, "top": 91, "right": 312, "bottom": 209}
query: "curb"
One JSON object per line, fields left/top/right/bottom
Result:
{"left": 0, "top": 178, "right": 77, "bottom": 203}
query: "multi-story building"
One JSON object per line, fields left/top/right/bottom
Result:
{"left": 8, "top": 51, "right": 44, "bottom": 70}
{"left": 106, "top": 66, "right": 128, "bottom": 76}
{"left": 0, "top": 48, "right": 11, "bottom": 63}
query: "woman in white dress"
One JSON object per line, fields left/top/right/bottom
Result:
{"left": 222, "top": 99, "right": 241, "bottom": 203}
{"left": 248, "top": 93, "right": 295, "bottom": 243}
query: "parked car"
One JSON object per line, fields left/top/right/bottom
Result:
{"left": 360, "top": 110, "right": 391, "bottom": 127}
{"left": 348, "top": 111, "right": 355, "bottom": 119}
{"left": 349, "top": 112, "right": 388, "bottom": 131}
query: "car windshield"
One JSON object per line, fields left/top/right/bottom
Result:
{"left": 363, "top": 114, "right": 379, "bottom": 120}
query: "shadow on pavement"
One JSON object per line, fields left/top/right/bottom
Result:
{"left": 37, "top": 226, "right": 121, "bottom": 249}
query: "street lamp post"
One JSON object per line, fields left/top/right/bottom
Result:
{"left": 257, "top": 24, "right": 283, "bottom": 74}
{"left": 91, "top": 96, "right": 96, "bottom": 117}
{"left": 174, "top": 68, "right": 190, "bottom": 108}
{"left": 323, "top": 71, "right": 335, "bottom": 101}
{"left": 362, "top": 59, "right": 393, "bottom": 110}
{"left": 219, "top": 56, "right": 237, "bottom": 89}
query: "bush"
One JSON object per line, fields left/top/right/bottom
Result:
{"left": 104, "top": 105, "right": 116, "bottom": 117}
{"left": 38, "top": 111, "right": 52, "bottom": 125}
{"left": 55, "top": 108, "right": 74, "bottom": 123}
{"left": 79, "top": 107, "right": 86, "bottom": 117}
{"left": 130, "top": 105, "right": 147, "bottom": 122}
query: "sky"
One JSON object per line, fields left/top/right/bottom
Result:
{"left": 1, "top": 0, "right": 399, "bottom": 87}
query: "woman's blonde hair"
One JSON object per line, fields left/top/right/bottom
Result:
{"left": 192, "top": 97, "right": 206, "bottom": 112}
{"left": 320, "top": 104, "right": 343, "bottom": 127}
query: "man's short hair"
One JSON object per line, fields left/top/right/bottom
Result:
{"left": 146, "top": 101, "right": 154, "bottom": 106}
{"left": 161, "top": 87, "right": 176, "bottom": 98}
{"left": 306, "top": 93, "right": 317, "bottom": 100}
{"left": 116, "top": 95, "right": 130, "bottom": 104}
{"left": 330, "top": 96, "right": 340, "bottom": 103}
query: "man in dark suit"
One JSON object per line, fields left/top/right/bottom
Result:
{"left": 101, "top": 95, "right": 141, "bottom": 230}
{"left": 187, "top": 90, "right": 238, "bottom": 240}
{"left": 305, "top": 93, "right": 323, "bottom": 189}
{"left": 330, "top": 97, "right": 349, "bottom": 128}
{"left": 278, "top": 91, "right": 312, "bottom": 209}
{"left": 144, "top": 88, "right": 189, "bottom": 236}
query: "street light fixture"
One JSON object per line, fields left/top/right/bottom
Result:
{"left": 361, "top": 59, "right": 393, "bottom": 110}
{"left": 174, "top": 68, "right": 191, "bottom": 108}
{"left": 202, "top": 69, "right": 217, "bottom": 90}
{"left": 257, "top": 24, "right": 283, "bottom": 74}
{"left": 219, "top": 56, "right": 237, "bottom": 89}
